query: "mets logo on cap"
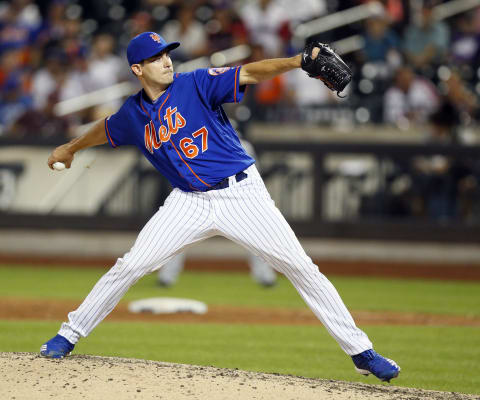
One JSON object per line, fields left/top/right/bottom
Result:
{"left": 127, "top": 32, "right": 180, "bottom": 66}
{"left": 150, "top": 33, "right": 162, "bottom": 43}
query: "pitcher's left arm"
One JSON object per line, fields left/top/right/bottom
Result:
{"left": 239, "top": 55, "right": 302, "bottom": 85}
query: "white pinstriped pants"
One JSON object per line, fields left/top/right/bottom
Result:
{"left": 59, "top": 164, "right": 372, "bottom": 355}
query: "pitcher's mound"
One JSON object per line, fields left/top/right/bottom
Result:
{"left": 0, "top": 352, "right": 474, "bottom": 400}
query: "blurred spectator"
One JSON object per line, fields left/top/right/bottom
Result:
{"left": 381, "top": 0, "right": 406, "bottom": 27}
{"left": 84, "top": 33, "right": 127, "bottom": 115}
{"left": 423, "top": 100, "right": 462, "bottom": 144}
{"left": 9, "top": 91, "right": 70, "bottom": 140}
{"left": 450, "top": 12, "right": 480, "bottom": 70}
{"left": 34, "top": 18, "right": 91, "bottom": 128}
{"left": 87, "top": 33, "right": 125, "bottom": 90}
{"left": 0, "top": 15, "right": 34, "bottom": 134}
{"left": 57, "top": 59, "right": 88, "bottom": 102}
{"left": 60, "top": 18, "right": 87, "bottom": 65}
{"left": 276, "top": 0, "right": 326, "bottom": 23}
{"left": 207, "top": 7, "right": 248, "bottom": 53}
{"left": 36, "top": 1, "right": 67, "bottom": 45}
{"left": 359, "top": 15, "right": 401, "bottom": 66}
{"left": 54, "top": 19, "right": 90, "bottom": 103}
{"left": 247, "top": 44, "right": 288, "bottom": 120}
{"left": 161, "top": 4, "right": 208, "bottom": 61}
{"left": 353, "top": 13, "right": 402, "bottom": 122}
{"left": 0, "top": 47, "right": 24, "bottom": 87}
{"left": 442, "top": 70, "right": 478, "bottom": 119}
{"left": 0, "top": 0, "right": 42, "bottom": 56}
{"left": 275, "top": 0, "right": 327, "bottom": 55}
{"left": 383, "top": 66, "right": 440, "bottom": 127}
{"left": 239, "top": 0, "right": 325, "bottom": 57}
{"left": 31, "top": 47, "right": 66, "bottom": 109}
{"left": 238, "top": 0, "right": 289, "bottom": 57}
{"left": 403, "top": 1, "right": 450, "bottom": 71}
{"left": 127, "top": 11, "right": 154, "bottom": 39}
{"left": 286, "top": 67, "right": 342, "bottom": 120}
{"left": 356, "top": 0, "right": 406, "bottom": 25}
{"left": 472, "top": 5, "right": 480, "bottom": 33}
{"left": 411, "top": 101, "right": 476, "bottom": 220}
{"left": 0, "top": 76, "right": 32, "bottom": 135}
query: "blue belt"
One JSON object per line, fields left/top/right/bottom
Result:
{"left": 206, "top": 171, "right": 248, "bottom": 191}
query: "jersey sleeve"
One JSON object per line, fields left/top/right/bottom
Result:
{"left": 104, "top": 100, "right": 135, "bottom": 148}
{"left": 193, "top": 67, "right": 246, "bottom": 108}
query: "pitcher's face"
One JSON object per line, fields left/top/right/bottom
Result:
{"left": 132, "top": 51, "right": 174, "bottom": 87}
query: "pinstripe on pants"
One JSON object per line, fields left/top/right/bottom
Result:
{"left": 58, "top": 164, "right": 372, "bottom": 355}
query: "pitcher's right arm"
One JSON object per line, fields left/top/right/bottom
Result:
{"left": 47, "top": 120, "right": 108, "bottom": 170}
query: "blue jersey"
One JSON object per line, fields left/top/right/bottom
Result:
{"left": 104, "top": 66, "right": 255, "bottom": 191}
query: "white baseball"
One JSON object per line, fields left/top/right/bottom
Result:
{"left": 53, "top": 162, "right": 66, "bottom": 171}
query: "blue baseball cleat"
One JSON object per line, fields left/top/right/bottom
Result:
{"left": 40, "top": 334, "right": 75, "bottom": 359}
{"left": 351, "top": 349, "right": 400, "bottom": 382}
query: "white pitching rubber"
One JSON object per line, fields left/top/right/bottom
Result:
{"left": 52, "top": 162, "right": 66, "bottom": 171}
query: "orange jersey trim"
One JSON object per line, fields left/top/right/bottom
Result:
{"left": 234, "top": 66, "right": 240, "bottom": 103}
{"left": 139, "top": 91, "right": 170, "bottom": 118}
{"left": 169, "top": 139, "right": 211, "bottom": 188}
{"left": 105, "top": 118, "right": 117, "bottom": 147}
{"left": 157, "top": 95, "right": 170, "bottom": 120}
{"left": 140, "top": 99, "right": 148, "bottom": 116}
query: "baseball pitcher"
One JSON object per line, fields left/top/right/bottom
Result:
{"left": 41, "top": 32, "right": 400, "bottom": 382}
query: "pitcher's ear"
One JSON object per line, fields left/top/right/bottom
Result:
{"left": 131, "top": 64, "right": 142, "bottom": 77}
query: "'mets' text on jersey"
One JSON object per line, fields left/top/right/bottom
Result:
{"left": 104, "top": 66, "right": 254, "bottom": 191}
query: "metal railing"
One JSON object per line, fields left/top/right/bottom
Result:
{"left": 292, "top": 2, "right": 384, "bottom": 41}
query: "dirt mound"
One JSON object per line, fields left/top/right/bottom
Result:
{"left": 0, "top": 352, "right": 476, "bottom": 400}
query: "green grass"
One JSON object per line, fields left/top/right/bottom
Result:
{"left": 0, "top": 264, "right": 480, "bottom": 316}
{"left": 1, "top": 264, "right": 480, "bottom": 395}
{"left": 0, "top": 320, "right": 479, "bottom": 395}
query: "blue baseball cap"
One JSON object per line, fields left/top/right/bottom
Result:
{"left": 127, "top": 32, "right": 180, "bottom": 66}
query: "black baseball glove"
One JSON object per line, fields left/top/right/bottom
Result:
{"left": 301, "top": 42, "right": 352, "bottom": 97}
